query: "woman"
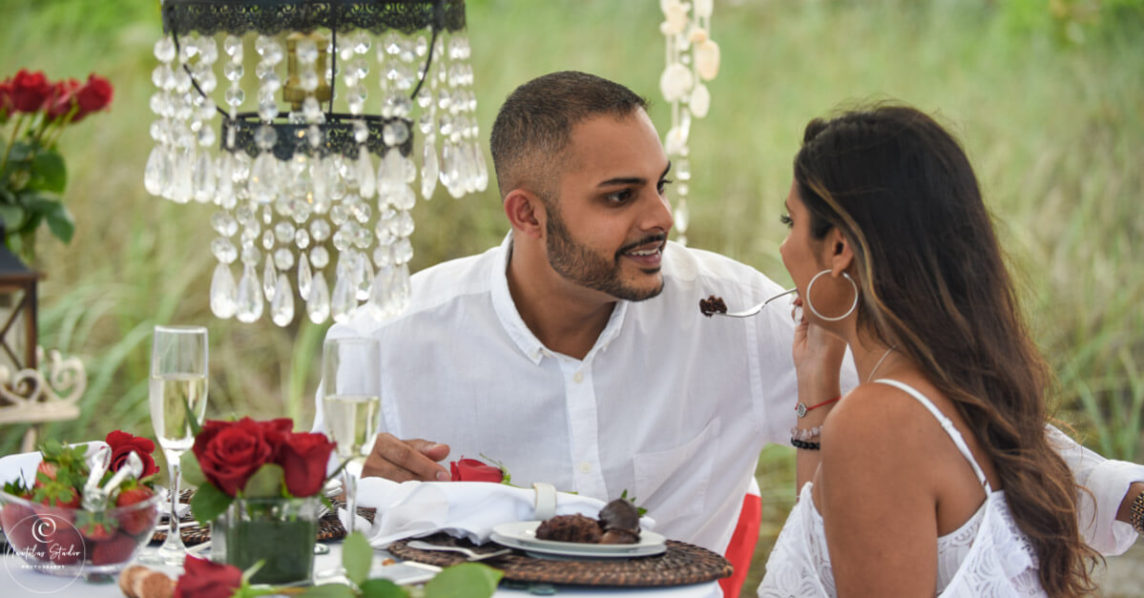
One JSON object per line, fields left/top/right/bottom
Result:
{"left": 758, "top": 106, "right": 1099, "bottom": 597}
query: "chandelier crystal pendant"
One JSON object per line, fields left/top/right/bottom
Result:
{"left": 144, "top": 0, "right": 487, "bottom": 326}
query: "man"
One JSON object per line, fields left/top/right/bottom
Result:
{"left": 318, "top": 71, "right": 1143, "bottom": 595}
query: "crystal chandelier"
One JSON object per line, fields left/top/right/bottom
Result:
{"left": 144, "top": 0, "right": 487, "bottom": 326}
{"left": 658, "top": 0, "right": 718, "bottom": 247}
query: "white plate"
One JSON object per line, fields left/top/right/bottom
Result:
{"left": 490, "top": 521, "right": 666, "bottom": 559}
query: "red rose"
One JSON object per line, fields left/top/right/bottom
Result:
{"left": 105, "top": 430, "right": 160, "bottom": 479}
{"left": 72, "top": 74, "right": 112, "bottom": 122}
{"left": 191, "top": 418, "right": 277, "bottom": 497}
{"left": 44, "top": 78, "right": 80, "bottom": 121}
{"left": 174, "top": 555, "right": 242, "bottom": 598}
{"left": 10, "top": 69, "right": 51, "bottom": 113}
{"left": 257, "top": 417, "right": 293, "bottom": 452}
{"left": 0, "top": 79, "right": 14, "bottom": 115}
{"left": 450, "top": 458, "right": 504, "bottom": 483}
{"left": 275, "top": 432, "right": 336, "bottom": 497}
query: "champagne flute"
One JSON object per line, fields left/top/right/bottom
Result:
{"left": 144, "top": 325, "right": 209, "bottom": 566}
{"left": 321, "top": 337, "right": 381, "bottom": 539}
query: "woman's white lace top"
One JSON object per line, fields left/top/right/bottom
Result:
{"left": 758, "top": 379, "right": 1046, "bottom": 597}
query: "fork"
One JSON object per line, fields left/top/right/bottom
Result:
{"left": 405, "top": 540, "right": 513, "bottom": 561}
{"left": 712, "top": 287, "right": 798, "bottom": 318}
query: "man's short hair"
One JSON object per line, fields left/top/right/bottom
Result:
{"left": 490, "top": 71, "right": 648, "bottom": 200}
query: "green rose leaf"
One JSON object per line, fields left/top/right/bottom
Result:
{"left": 43, "top": 202, "right": 74, "bottom": 243}
{"left": 0, "top": 203, "right": 27, "bottom": 232}
{"left": 342, "top": 530, "right": 373, "bottom": 587}
{"left": 359, "top": 579, "right": 406, "bottom": 598}
{"left": 30, "top": 150, "right": 66, "bottom": 193}
{"left": 5, "top": 140, "right": 32, "bottom": 164}
{"left": 299, "top": 583, "right": 357, "bottom": 598}
{"left": 189, "top": 480, "right": 233, "bottom": 524}
{"left": 242, "top": 463, "right": 284, "bottom": 498}
{"left": 179, "top": 450, "right": 207, "bottom": 487}
{"left": 424, "top": 563, "right": 503, "bottom": 598}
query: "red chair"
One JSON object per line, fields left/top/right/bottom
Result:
{"left": 719, "top": 479, "right": 762, "bottom": 598}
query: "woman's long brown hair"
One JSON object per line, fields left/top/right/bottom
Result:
{"left": 794, "top": 105, "right": 1099, "bottom": 596}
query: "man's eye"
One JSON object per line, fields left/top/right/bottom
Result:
{"left": 606, "top": 189, "right": 633, "bottom": 203}
{"left": 657, "top": 178, "right": 674, "bottom": 194}
{"left": 779, "top": 214, "right": 793, "bottom": 227}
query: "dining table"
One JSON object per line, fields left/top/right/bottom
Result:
{"left": 1, "top": 540, "right": 721, "bottom": 598}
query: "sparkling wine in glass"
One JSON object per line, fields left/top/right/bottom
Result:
{"left": 321, "top": 337, "right": 381, "bottom": 539}
{"left": 144, "top": 325, "right": 208, "bottom": 566}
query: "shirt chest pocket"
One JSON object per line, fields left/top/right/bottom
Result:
{"left": 632, "top": 417, "right": 720, "bottom": 533}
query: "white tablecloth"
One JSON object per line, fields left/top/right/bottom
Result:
{"left": 1, "top": 542, "right": 720, "bottom": 598}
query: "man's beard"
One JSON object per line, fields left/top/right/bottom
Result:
{"left": 545, "top": 205, "right": 665, "bottom": 302}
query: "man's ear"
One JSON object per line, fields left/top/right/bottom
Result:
{"left": 827, "top": 228, "right": 854, "bottom": 276}
{"left": 504, "top": 189, "right": 545, "bottom": 240}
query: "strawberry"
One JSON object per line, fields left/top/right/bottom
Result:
{"left": 91, "top": 533, "right": 138, "bottom": 566}
{"left": 42, "top": 526, "right": 85, "bottom": 565}
{"left": 0, "top": 502, "right": 38, "bottom": 551}
{"left": 35, "top": 462, "right": 59, "bottom": 484}
{"left": 76, "top": 511, "right": 117, "bottom": 542}
{"left": 114, "top": 485, "right": 157, "bottom": 535}
{"left": 33, "top": 482, "right": 80, "bottom": 509}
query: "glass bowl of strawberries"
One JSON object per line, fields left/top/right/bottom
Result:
{"left": 0, "top": 434, "right": 162, "bottom": 580}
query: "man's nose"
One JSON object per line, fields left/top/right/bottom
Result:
{"left": 640, "top": 188, "right": 674, "bottom": 234}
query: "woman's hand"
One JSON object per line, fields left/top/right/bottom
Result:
{"left": 791, "top": 298, "right": 848, "bottom": 397}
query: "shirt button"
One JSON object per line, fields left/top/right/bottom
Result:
{"left": 573, "top": 371, "right": 584, "bottom": 383}
{"left": 578, "top": 462, "right": 592, "bottom": 473}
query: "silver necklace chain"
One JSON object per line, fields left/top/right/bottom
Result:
{"left": 867, "top": 346, "right": 896, "bottom": 383}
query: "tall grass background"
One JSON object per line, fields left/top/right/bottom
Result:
{"left": 1, "top": 0, "right": 1141, "bottom": 592}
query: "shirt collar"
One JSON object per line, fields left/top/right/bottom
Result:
{"left": 489, "top": 232, "right": 629, "bottom": 365}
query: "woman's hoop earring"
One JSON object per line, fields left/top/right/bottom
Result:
{"left": 805, "top": 270, "right": 858, "bottom": 322}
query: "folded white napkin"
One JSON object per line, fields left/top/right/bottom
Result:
{"left": 349, "top": 478, "right": 654, "bottom": 547}
{"left": 0, "top": 443, "right": 190, "bottom": 519}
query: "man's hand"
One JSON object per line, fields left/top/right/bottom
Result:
{"left": 361, "top": 433, "right": 452, "bottom": 482}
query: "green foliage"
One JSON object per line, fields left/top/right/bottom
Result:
{"left": 0, "top": 135, "right": 76, "bottom": 254}
{"left": 295, "top": 533, "right": 502, "bottom": 598}
{"left": 189, "top": 479, "right": 231, "bottom": 524}
{"left": 424, "top": 563, "right": 503, "bottom": 598}
{"left": 358, "top": 579, "right": 406, "bottom": 598}
{"left": 242, "top": 463, "right": 285, "bottom": 499}
{"left": 179, "top": 450, "right": 206, "bottom": 487}
{"left": 342, "top": 532, "right": 373, "bottom": 587}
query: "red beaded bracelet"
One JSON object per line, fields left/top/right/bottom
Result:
{"left": 795, "top": 396, "right": 841, "bottom": 418}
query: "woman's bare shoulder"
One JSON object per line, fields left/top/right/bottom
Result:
{"left": 820, "top": 379, "right": 947, "bottom": 479}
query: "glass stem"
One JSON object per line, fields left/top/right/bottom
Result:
{"left": 163, "top": 448, "right": 186, "bottom": 550}
{"left": 343, "top": 468, "right": 358, "bottom": 536}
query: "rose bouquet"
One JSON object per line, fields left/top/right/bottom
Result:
{"left": 179, "top": 417, "right": 337, "bottom": 585}
{"left": 0, "top": 69, "right": 112, "bottom": 261}
{"left": 0, "top": 431, "right": 161, "bottom": 578}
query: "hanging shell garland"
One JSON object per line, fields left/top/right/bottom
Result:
{"left": 658, "top": 0, "right": 718, "bottom": 247}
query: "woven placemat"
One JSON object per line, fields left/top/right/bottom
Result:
{"left": 388, "top": 533, "right": 732, "bottom": 587}
{"left": 151, "top": 497, "right": 374, "bottom": 546}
